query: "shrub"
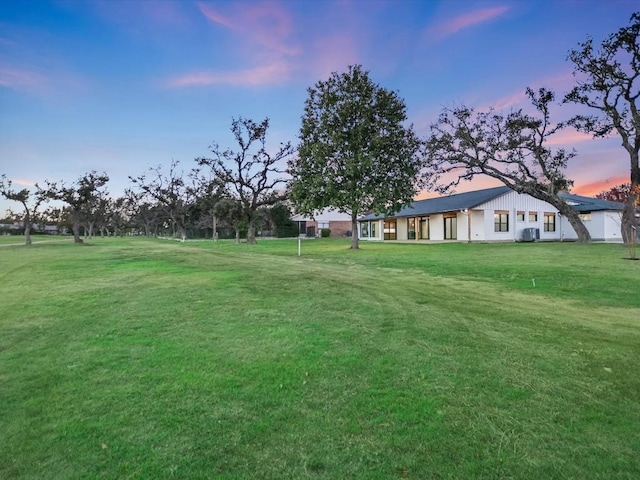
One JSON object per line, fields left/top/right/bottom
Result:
{"left": 321, "top": 228, "right": 331, "bottom": 238}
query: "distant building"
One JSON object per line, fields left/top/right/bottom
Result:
{"left": 291, "top": 208, "right": 352, "bottom": 237}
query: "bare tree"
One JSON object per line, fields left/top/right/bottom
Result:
{"left": 565, "top": 12, "right": 640, "bottom": 244}
{"left": 425, "top": 88, "right": 591, "bottom": 242}
{"left": 54, "top": 171, "right": 110, "bottom": 244}
{"left": 197, "top": 117, "right": 293, "bottom": 244}
{"left": 130, "top": 160, "right": 194, "bottom": 241}
{"left": 0, "top": 175, "right": 53, "bottom": 245}
{"left": 213, "top": 197, "right": 244, "bottom": 243}
{"left": 190, "top": 167, "right": 227, "bottom": 241}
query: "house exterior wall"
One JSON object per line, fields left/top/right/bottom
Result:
{"left": 358, "top": 189, "right": 623, "bottom": 243}
{"left": 603, "top": 212, "right": 623, "bottom": 242}
{"left": 429, "top": 214, "right": 445, "bottom": 240}
{"left": 477, "top": 191, "right": 561, "bottom": 241}
{"left": 469, "top": 210, "right": 485, "bottom": 241}
{"left": 328, "top": 220, "right": 353, "bottom": 237}
{"left": 397, "top": 218, "right": 408, "bottom": 240}
{"left": 560, "top": 211, "right": 623, "bottom": 242}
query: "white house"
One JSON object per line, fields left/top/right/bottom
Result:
{"left": 358, "top": 186, "right": 625, "bottom": 243}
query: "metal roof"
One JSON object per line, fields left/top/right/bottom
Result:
{"left": 359, "top": 186, "right": 511, "bottom": 220}
{"left": 558, "top": 192, "right": 625, "bottom": 212}
{"left": 358, "top": 186, "right": 626, "bottom": 221}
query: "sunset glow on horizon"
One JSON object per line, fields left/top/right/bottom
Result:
{"left": 0, "top": 0, "right": 637, "bottom": 212}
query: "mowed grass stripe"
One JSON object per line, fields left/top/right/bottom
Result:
{"left": 1, "top": 238, "right": 638, "bottom": 479}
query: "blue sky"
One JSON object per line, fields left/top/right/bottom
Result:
{"left": 0, "top": 0, "right": 636, "bottom": 214}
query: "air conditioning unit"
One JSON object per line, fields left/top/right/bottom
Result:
{"left": 522, "top": 227, "right": 536, "bottom": 242}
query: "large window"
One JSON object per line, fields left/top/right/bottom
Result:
{"left": 494, "top": 211, "right": 509, "bottom": 232}
{"left": 444, "top": 215, "right": 457, "bottom": 240}
{"left": 544, "top": 213, "right": 556, "bottom": 232}
{"left": 517, "top": 211, "right": 525, "bottom": 222}
{"left": 360, "top": 221, "right": 377, "bottom": 238}
{"left": 407, "top": 218, "right": 416, "bottom": 240}
{"left": 384, "top": 219, "right": 397, "bottom": 240}
{"left": 529, "top": 212, "right": 538, "bottom": 222}
{"left": 419, "top": 216, "right": 430, "bottom": 239}
{"left": 360, "top": 222, "right": 369, "bottom": 238}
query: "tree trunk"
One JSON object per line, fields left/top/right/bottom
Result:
{"left": 246, "top": 217, "right": 256, "bottom": 244}
{"left": 23, "top": 208, "right": 32, "bottom": 245}
{"left": 530, "top": 189, "right": 591, "bottom": 243}
{"left": 72, "top": 217, "right": 83, "bottom": 244}
{"left": 621, "top": 193, "right": 638, "bottom": 245}
{"left": 350, "top": 215, "right": 359, "bottom": 249}
{"left": 85, "top": 221, "right": 94, "bottom": 239}
{"left": 561, "top": 207, "right": 591, "bottom": 243}
{"left": 212, "top": 213, "right": 218, "bottom": 242}
{"left": 621, "top": 170, "right": 639, "bottom": 243}
{"left": 234, "top": 226, "right": 240, "bottom": 244}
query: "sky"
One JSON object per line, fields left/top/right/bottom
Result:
{"left": 0, "top": 0, "right": 637, "bottom": 215}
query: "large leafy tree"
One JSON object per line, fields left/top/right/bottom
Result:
{"left": 565, "top": 12, "right": 640, "bottom": 244}
{"left": 290, "top": 65, "right": 422, "bottom": 249}
{"left": 196, "top": 117, "right": 292, "bottom": 244}
{"left": 425, "top": 87, "right": 591, "bottom": 242}
{"left": 0, "top": 175, "right": 52, "bottom": 245}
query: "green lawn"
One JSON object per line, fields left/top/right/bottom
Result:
{"left": 0, "top": 235, "right": 72, "bottom": 246}
{"left": 1, "top": 237, "right": 639, "bottom": 479}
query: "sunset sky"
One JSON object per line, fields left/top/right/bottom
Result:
{"left": 0, "top": 0, "right": 636, "bottom": 214}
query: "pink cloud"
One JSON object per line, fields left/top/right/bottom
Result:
{"left": 428, "top": 6, "right": 510, "bottom": 40}
{"left": 197, "top": 1, "right": 300, "bottom": 57}
{"left": 487, "top": 90, "right": 527, "bottom": 111}
{"left": 197, "top": 2, "right": 234, "bottom": 29}
{"left": 572, "top": 174, "right": 629, "bottom": 196}
{"left": 166, "top": 1, "right": 301, "bottom": 89}
{"left": 11, "top": 178, "right": 36, "bottom": 187}
{"left": 0, "top": 66, "right": 47, "bottom": 90}
{"left": 546, "top": 129, "right": 596, "bottom": 146}
{"left": 166, "top": 61, "right": 291, "bottom": 88}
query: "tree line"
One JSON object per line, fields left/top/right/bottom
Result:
{"left": 3, "top": 12, "right": 639, "bottom": 248}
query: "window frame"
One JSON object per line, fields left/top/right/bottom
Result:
{"left": 419, "top": 216, "right": 430, "bottom": 240}
{"left": 543, "top": 213, "right": 556, "bottom": 232}
{"left": 360, "top": 221, "right": 369, "bottom": 238}
{"left": 383, "top": 219, "right": 397, "bottom": 240}
{"left": 407, "top": 217, "right": 416, "bottom": 240}
{"left": 494, "top": 211, "right": 509, "bottom": 232}
{"left": 444, "top": 214, "right": 457, "bottom": 240}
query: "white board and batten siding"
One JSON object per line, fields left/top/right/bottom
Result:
{"left": 561, "top": 211, "right": 623, "bottom": 242}
{"left": 476, "top": 190, "right": 560, "bottom": 241}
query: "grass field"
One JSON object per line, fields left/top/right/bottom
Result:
{"left": 1, "top": 237, "right": 639, "bottom": 479}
